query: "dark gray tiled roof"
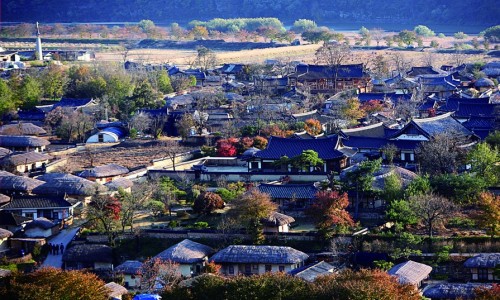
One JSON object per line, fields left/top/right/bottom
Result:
{"left": 211, "top": 245, "right": 308, "bottom": 264}
{"left": 1, "top": 195, "right": 72, "bottom": 209}
{"left": 257, "top": 183, "right": 318, "bottom": 200}
{"left": 289, "top": 261, "right": 335, "bottom": 281}
{"left": 463, "top": 253, "right": 500, "bottom": 268}
{"left": 255, "top": 136, "right": 344, "bottom": 160}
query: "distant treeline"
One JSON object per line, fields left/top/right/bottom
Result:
{"left": 188, "top": 18, "right": 285, "bottom": 33}
{"left": 1, "top": 0, "right": 498, "bottom": 26}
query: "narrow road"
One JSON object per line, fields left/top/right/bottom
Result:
{"left": 41, "top": 227, "right": 80, "bottom": 268}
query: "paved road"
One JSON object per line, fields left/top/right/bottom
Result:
{"left": 41, "top": 227, "right": 80, "bottom": 268}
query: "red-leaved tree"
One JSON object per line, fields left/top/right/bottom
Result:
{"left": 216, "top": 138, "right": 238, "bottom": 157}
{"left": 306, "top": 190, "right": 354, "bottom": 238}
{"left": 193, "top": 192, "right": 225, "bottom": 214}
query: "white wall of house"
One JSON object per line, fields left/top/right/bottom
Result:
{"left": 86, "top": 132, "right": 119, "bottom": 143}
{"left": 94, "top": 262, "right": 113, "bottom": 270}
{"left": 0, "top": 237, "right": 9, "bottom": 253}
{"left": 392, "top": 134, "right": 428, "bottom": 141}
{"left": 221, "top": 263, "right": 301, "bottom": 276}
{"left": 123, "top": 274, "right": 141, "bottom": 289}
{"left": 15, "top": 159, "right": 48, "bottom": 173}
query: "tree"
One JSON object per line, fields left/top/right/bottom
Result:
{"left": 416, "top": 133, "right": 467, "bottom": 175}
{"left": 342, "top": 97, "right": 365, "bottom": 125}
{"left": 381, "top": 144, "right": 398, "bottom": 165}
{"left": 85, "top": 191, "right": 121, "bottom": 245}
{"left": 360, "top": 100, "right": 383, "bottom": 115}
{"left": 0, "top": 268, "right": 108, "bottom": 300}
{"left": 118, "top": 182, "right": 155, "bottom": 232}
{"left": 482, "top": 25, "right": 500, "bottom": 42}
{"left": 409, "top": 193, "right": 456, "bottom": 238}
{"left": 431, "top": 173, "right": 487, "bottom": 205}
{"left": 371, "top": 28, "right": 384, "bottom": 47}
{"left": 176, "top": 113, "right": 195, "bottom": 140}
{"left": 0, "top": 80, "right": 14, "bottom": 116}
{"left": 231, "top": 189, "right": 277, "bottom": 244}
{"left": 131, "top": 79, "right": 158, "bottom": 109}
{"left": 382, "top": 172, "right": 403, "bottom": 203}
{"left": 359, "top": 26, "right": 371, "bottom": 46}
{"left": 343, "top": 159, "right": 382, "bottom": 218}
{"left": 16, "top": 76, "right": 42, "bottom": 109}
{"left": 130, "top": 112, "right": 153, "bottom": 135}
{"left": 304, "top": 118, "right": 322, "bottom": 135}
{"left": 292, "top": 150, "right": 324, "bottom": 172}
{"left": 454, "top": 31, "right": 468, "bottom": 39}
{"left": 193, "top": 192, "right": 225, "bottom": 214}
{"left": 430, "top": 40, "right": 439, "bottom": 48}
{"left": 372, "top": 55, "right": 389, "bottom": 78}
{"left": 292, "top": 19, "right": 317, "bottom": 33}
{"left": 405, "top": 175, "right": 431, "bottom": 197}
{"left": 190, "top": 25, "right": 209, "bottom": 39}
{"left": 157, "top": 71, "right": 174, "bottom": 94}
{"left": 195, "top": 46, "right": 217, "bottom": 71}
{"left": 306, "top": 190, "right": 354, "bottom": 239}
{"left": 315, "top": 43, "right": 351, "bottom": 92}
{"left": 474, "top": 192, "right": 500, "bottom": 238}
{"left": 414, "top": 25, "right": 435, "bottom": 37}
{"left": 475, "top": 284, "right": 500, "bottom": 300}
{"left": 253, "top": 136, "right": 268, "bottom": 149}
{"left": 313, "top": 269, "right": 421, "bottom": 300}
{"left": 40, "top": 64, "right": 66, "bottom": 100}
{"left": 148, "top": 200, "right": 166, "bottom": 217}
{"left": 398, "top": 30, "right": 417, "bottom": 47}
{"left": 467, "top": 142, "right": 499, "bottom": 186}
{"left": 140, "top": 257, "right": 182, "bottom": 293}
{"left": 386, "top": 199, "right": 418, "bottom": 227}
{"left": 485, "top": 131, "right": 500, "bottom": 148}
{"left": 216, "top": 138, "right": 238, "bottom": 157}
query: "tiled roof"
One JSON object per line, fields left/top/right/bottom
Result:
{"left": 155, "top": 239, "right": 214, "bottom": 264}
{"left": 463, "top": 253, "right": 500, "bottom": 268}
{"left": 455, "top": 103, "right": 498, "bottom": 118}
{"left": 53, "top": 98, "right": 94, "bottom": 109}
{"left": 341, "top": 136, "right": 422, "bottom": 151}
{"left": 401, "top": 112, "right": 473, "bottom": 139}
{"left": 211, "top": 245, "right": 308, "bottom": 264}
{"left": 406, "top": 66, "right": 441, "bottom": 77}
{"left": 357, "top": 92, "right": 411, "bottom": 104}
{"left": 293, "top": 64, "right": 367, "bottom": 79}
{"left": 439, "top": 96, "right": 490, "bottom": 112}
{"left": 1, "top": 195, "right": 73, "bottom": 209}
{"left": 255, "top": 136, "right": 344, "bottom": 160}
{"left": 419, "top": 100, "right": 437, "bottom": 111}
{"left": 257, "top": 184, "right": 318, "bottom": 200}
{"left": 388, "top": 260, "right": 432, "bottom": 285}
{"left": 341, "top": 123, "right": 394, "bottom": 139}
{"left": 289, "top": 261, "right": 335, "bottom": 281}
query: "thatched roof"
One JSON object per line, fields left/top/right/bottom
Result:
{"left": 0, "top": 194, "right": 10, "bottom": 205}
{"left": 261, "top": 212, "right": 295, "bottom": 226}
{"left": 463, "top": 253, "right": 500, "bottom": 268}
{"left": 34, "top": 173, "right": 106, "bottom": 196}
{"left": 0, "top": 173, "right": 45, "bottom": 192}
{"left": 211, "top": 245, "right": 308, "bottom": 264}
{"left": 104, "top": 177, "right": 134, "bottom": 191}
{"left": 0, "top": 136, "right": 50, "bottom": 147}
{"left": 25, "top": 217, "right": 56, "bottom": 230}
{"left": 0, "top": 268, "right": 13, "bottom": 278}
{"left": 115, "top": 260, "right": 142, "bottom": 275}
{"left": 0, "top": 147, "right": 12, "bottom": 158}
{"left": 388, "top": 260, "right": 432, "bottom": 285}
{"left": 423, "top": 283, "right": 492, "bottom": 299}
{"left": 79, "top": 164, "right": 129, "bottom": 178}
{"left": 155, "top": 239, "right": 214, "bottom": 264}
{"left": 289, "top": 261, "right": 335, "bottom": 282}
{"left": 0, "top": 228, "right": 13, "bottom": 239}
{"left": 341, "top": 164, "right": 418, "bottom": 191}
{"left": 474, "top": 77, "right": 495, "bottom": 88}
{"left": 105, "top": 282, "right": 128, "bottom": 298}
{"left": 1, "top": 151, "right": 50, "bottom": 166}
{"left": 0, "top": 123, "right": 47, "bottom": 136}
{"left": 63, "top": 243, "right": 113, "bottom": 263}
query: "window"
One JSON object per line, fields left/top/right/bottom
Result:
{"left": 252, "top": 265, "right": 259, "bottom": 272}
{"left": 228, "top": 265, "right": 234, "bottom": 275}
{"left": 478, "top": 268, "right": 488, "bottom": 281}
{"left": 24, "top": 212, "right": 34, "bottom": 219}
{"left": 279, "top": 265, "right": 285, "bottom": 272}
{"left": 53, "top": 212, "right": 59, "bottom": 219}
{"left": 265, "top": 265, "right": 272, "bottom": 272}
{"left": 245, "top": 265, "right": 251, "bottom": 274}
{"left": 98, "top": 134, "right": 104, "bottom": 143}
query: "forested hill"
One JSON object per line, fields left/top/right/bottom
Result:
{"left": 2, "top": 0, "right": 498, "bottom": 27}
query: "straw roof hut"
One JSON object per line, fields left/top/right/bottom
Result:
{"left": 423, "top": 283, "right": 492, "bottom": 299}
{"left": 0, "top": 172, "right": 45, "bottom": 193}
{"left": 115, "top": 260, "right": 143, "bottom": 275}
{"left": 0, "top": 147, "right": 12, "bottom": 158}
{"left": 79, "top": 164, "right": 129, "bottom": 179}
{"left": 0, "top": 228, "right": 13, "bottom": 239}
{"left": 104, "top": 178, "right": 134, "bottom": 191}
{"left": 0, "top": 194, "right": 10, "bottom": 205}
{"left": 34, "top": 173, "right": 106, "bottom": 196}
{"left": 0, "top": 152, "right": 50, "bottom": 167}
{"left": 0, "top": 123, "right": 47, "bottom": 136}
{"left": 261, "top": 212, "right": 295, "bottom": 227}
{"left": 24, "top": 217, "right": 56, "bottom": 230}
{"left": 105, "top": 282, "right": 128, "bottom": 300}
{"left": 0, "top": 135, "right": 50, "bottom": 148}
{"left": 388, "top": 260, "right": 432, "bottom": 286}
{"left": 155, "top": 239, "right": 214, "bottom": 264}
{"left": 63, "top": 244, "right": 113, "bottom": 269}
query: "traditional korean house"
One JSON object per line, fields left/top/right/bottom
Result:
{"left": 105, "top": 177, "right": 134, "bottom": 194}
{"left": 23, "top": 217, "right": 59, "bottom": 238}
{"left": 52, "top": 97, "right": 97, "bottom": 111}
{"left": 211, "top": 245, "right": 308, "bottom": 276}
{"left": 154, "top": 239, "right": 214, "bottom": 277}
{"left": 0, "top": 136, "right": 50, "bottom": 152}
{"left": 423, "top": 283, "right": 493, "bottom": 300}
{"left": 463, "top": 253, "right": 500, "bottom": 282}
{"left": 406, "top": 66, "right": 443, "bottom": 78}
{"left": 248, "top": 135, "right": 350, "bottom": 173}
{"left": 79, "top": 164, "right": 129, "bottom": 184}
{"left": 0, "top": 194, "right": 75, "bottom": 222}
{"left": 0, "top": 171, "right": 45, "bottom": 195}
{"left": 105, "top": 282, "right": 128, "bottom": 300}
{"left": 115, "top": 260, "right": 143, "bottom": 289}
{"left": 0, "top": 211, "right": 31, "bottom": 233}
{"left": 417, "top": 75, "right": 459, "bottom": 100}
{"left": 289, "top": 63, "right": 371, "bottom": 95}
{"left": 388, "top": 260, "right": 432, "bottom": 288}
{"left": 0, "top": 152, "right": 50, "bottom": 174}
{"left": 257, "top": 183, "right": 318, "bottom": 209}
{"left": 63, "top": 243, "right": 113, "bottom": 271}
{"left": 261, "top": 211, "right": 295, "bottom": 233}
{"left": 289, "top": 261, "right": 336, "bottom": 282}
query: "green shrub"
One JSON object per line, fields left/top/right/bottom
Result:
{"left": 193, "top": 221, "right": 209, "bottom": 229}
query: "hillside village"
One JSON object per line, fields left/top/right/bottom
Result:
{"left": 0, "top": 20, "right": 498, "bottom": 300}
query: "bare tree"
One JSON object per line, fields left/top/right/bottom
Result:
{"left": 423, "top": 52, "right": 436, "bottom": 67}
{"left": 371, "top": 28, "right": 385, "bottom": 47}
{"left": 139, "top": 257, "right": 181, "bottom": 293}
{"left": 150, "top": 114, "right": 168, "bottom": 139}
{"left": 176, "top": 113, "right": 195, "bottom": 140}
{"left": 194, "top": 46, "right": 218, "bottom": 71}
{"left": 130, "top": 112, "right": 153, "bottom": 134}
{"left": 118, "top": 181, "right": 155, "bottom": 232}
{"left": 416, "top": 133, "right": 468, "bottom": 175}
{"left": 409, "top": 193, "right": 456, "bottom": 238}
{"left": 315, "top": 44, "right": 352, "bottom": 93}
{"left": 389, "top": 52, "right": 412, "bottom": 76}
{"left": 161, "top": 139, "right": 188, "bottom": 171}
